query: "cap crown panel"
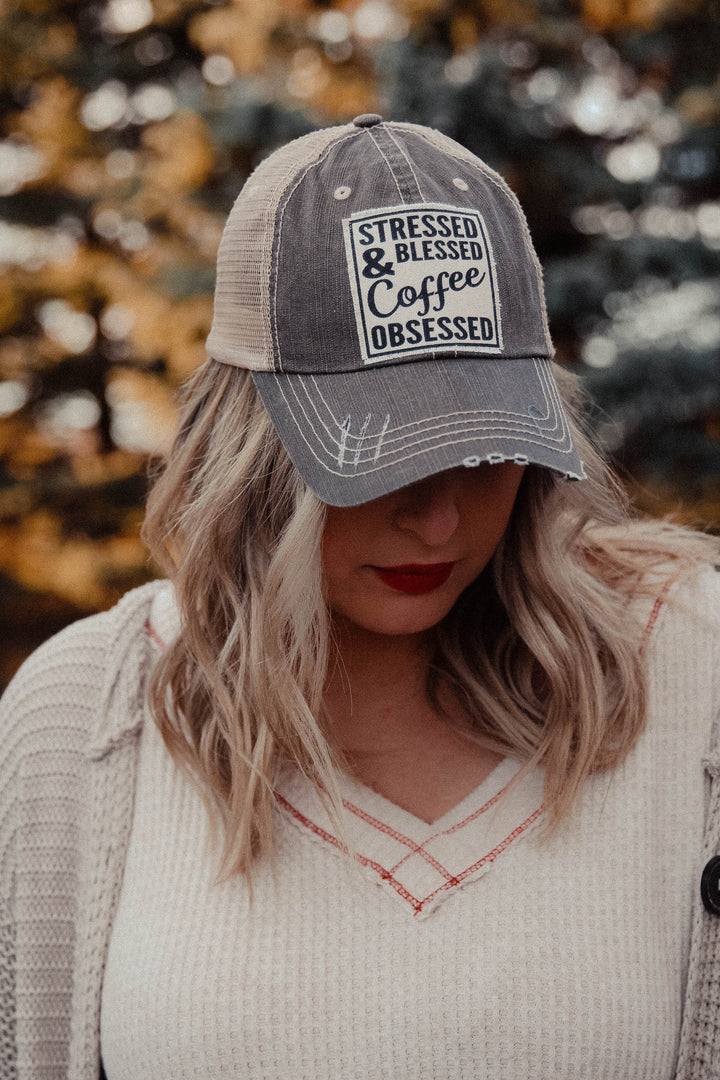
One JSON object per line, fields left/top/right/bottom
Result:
{"left": 272, "top": 125, "right": 550, "bottom": 374}
{"left": 407, "top": 125, "right": 553, "bottom": 354}
{"left": 206, "top": 124, "right": 354, "bottom": 370}
{"left": 273, "top": 130, "right": 417, "bottom": 374}
{"left": 207, "top": 121, "right": 553, "bottom": 374}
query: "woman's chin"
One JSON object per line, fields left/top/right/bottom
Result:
{"left": 330, "top": 593, "right": 459, "bottom": 639}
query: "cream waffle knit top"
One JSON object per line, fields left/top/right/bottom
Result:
{"left": 2, "top": 567, "right": 720, "bottom": 1079}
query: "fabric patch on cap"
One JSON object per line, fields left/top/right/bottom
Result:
{"left": 342, "top": 203, "right": 503, "bottom": 366}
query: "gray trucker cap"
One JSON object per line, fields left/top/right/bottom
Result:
{"left": 206, "top": 114, "right": 586, "bottom": 506}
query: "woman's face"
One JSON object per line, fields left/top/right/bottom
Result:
{"left": 322, "top": 462, "right": 524, "bottom": 639}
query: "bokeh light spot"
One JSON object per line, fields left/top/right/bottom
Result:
{"left": 696, "top": 202, "right": 720, "bottom": 247}
{"left": 105, "top": 149, "right": 136, "bottom": 179}
{"left": 38, "top": 300, "right": 97, "bottom": 353}
{"left": 81, "top": 81, "right": 128, "bottom": 131}
{"left": 317, "top": 10, "right": 350, "bottom": 43}
{"left": 526, "top": 68, "right": 563, "bottom": 105}
{"left": 106, "top": 376, "right": 171, "bottom": 453}
{"left": 202, "top": 55, "right": 235, "bottom": 86}
{"left": 568, "top": 75, "right": 620, "bottom": 135}
{"left": 352, "top": 1, "right": 407, "bottom": 42}
{"left": 445, "top": 53, "right": 478, "bottom": 86}
{"left": 499, "top": 40, "right": 537, "bottom": 69}
{"left": 103, "top": 0, "right": 153, "bottom": 35}
{"left": 135, "top": 32, "right": 172, "bottom": 65}
{"left": 0, "top": 140, "right": 45, "bottom": 195}
{"left": 0, "top": 223, "right": 77, "bottom": 269}
{"left": 0, "top": 381, "right": 29, "bottom": 418}
{"left": 605, "top": 139, "right": 660, "bottom": 183}
{"left": 118, "top": 221, "right": 150, "bottom": 250}
{"left": 100, "top": 304, "right": 136, "bottom": 340}
{"left": 39, "top": 392, "right": 101, "bottom": 442}
{"left": 93, "top": 208, "right": 124, "bottom": 240}
{"left": 582, "top": 335, "right": 618, "bottom": 368}
{"left": 131, "top": 83, "right": 175, "bottom": 122}
{"left": 287, "top": 49, "right": 326, "bottom": 100}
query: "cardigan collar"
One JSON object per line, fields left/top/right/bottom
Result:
{"left": 86, "top": 580, "right": 171, "bottom": 760}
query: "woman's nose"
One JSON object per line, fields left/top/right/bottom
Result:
{"left": 393, "top": 474, "right": 461, "bottom": 547}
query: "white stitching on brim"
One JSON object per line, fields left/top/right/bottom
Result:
{"left": 277, "top": 387, "right": 578, "bottom": 480}
{"left": 279, "top": 383, "right": 567, "bottom": 464}
{"left": 265, "top": 360, "right": 577, "bottom": 478}
{"left": 304, "top": 364, "right": 563, "bottom": 447}
{"left": 276, "top": 360, "right": 572, "bottom": 461}
{"left": 278, "top": 357, "right": 570, "bottom": 457}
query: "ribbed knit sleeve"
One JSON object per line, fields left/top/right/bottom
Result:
{"left": 0, "top": 898, "right": 15, "bottom": 1079}
{"left": 0, "top": 582, "right": 160, "bottom": 1080}
{"left": 0, "top": 615, "right": 110, "bottom": 1079}
{"left": 674, "top": 565, "right": 720, "bottom": 1079}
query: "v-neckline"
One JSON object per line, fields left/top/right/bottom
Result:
{"left": 275, "top": 756, "right": 544, "bottom": 919}
{"left": 146, "top": 585, "right": 546, "bottom": 918}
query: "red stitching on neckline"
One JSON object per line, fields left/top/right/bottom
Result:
{"left": 434, "top": 775, "right": 514, "bottom": 837}
{"left": 640, "top": 574, "right": 676, "bottom": 656}
{"left": 386, "top": 777, "right": 519, "bottom": 875}
{"left": 276, "top": 793, "right": 424, "bottom": 912}
{"left": 276, "top": 791, "right": 543, "bottom": 915}
{"left": 419, "top": 806, "right": 544, "bottom": 909}
{"left": 341, "top": 798, "right": 455, "bottom": 880}
{"left": 338, "top": 769, "right": 521, "bottom": 880}
{"left": 145, "top": 618, "right": 166, "bottom": 651}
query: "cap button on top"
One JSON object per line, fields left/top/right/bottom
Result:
{"left": 353, "top": 113, "right": 383, "bottom": 128}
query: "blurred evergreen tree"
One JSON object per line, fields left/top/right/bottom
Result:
{"left": 379, "top": 0, "right": 720, "bottom": 516}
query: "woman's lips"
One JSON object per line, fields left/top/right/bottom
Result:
{"left": 372, "top": 562, "right": 455, "bottom": 595}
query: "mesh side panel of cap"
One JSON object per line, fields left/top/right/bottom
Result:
{"left": 207, "top": 124, "right": 355, "bottom": 371}
{"left": 392, "top": 122, "right": 554, "bottom": 355}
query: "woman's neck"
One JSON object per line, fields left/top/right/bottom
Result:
{"left": 322, "top": 616, "right": 504, "bottom": 824}
{"left": 324, "top": 618, "right": 433, "bottom": 757}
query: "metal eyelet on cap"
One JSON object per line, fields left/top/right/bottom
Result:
{"left": 701, "top": 855, "right": 720, "bottom": 914}
{"left": 353, "top": 113, "right": 383, "bottom": 128}
{"left": 334, "top": 186, "right": 351, "bottom": 200}
{"left": 453, "top": 177, "right": 469, "bottom": 191}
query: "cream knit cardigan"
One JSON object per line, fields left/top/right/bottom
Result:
{"left": 1, "top": 572, "right": 720, "bottom": 1080}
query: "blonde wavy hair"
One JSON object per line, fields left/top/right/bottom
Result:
{"left": 143, "top": 359, "right": 718, "bottom": 878}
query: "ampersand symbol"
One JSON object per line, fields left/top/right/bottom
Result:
{"left": 362, "top": 247, "right": 394, "bottom": 279}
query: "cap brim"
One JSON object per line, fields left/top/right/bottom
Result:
{"left": 252, "top": 356, "right": 585, "bottom": 507}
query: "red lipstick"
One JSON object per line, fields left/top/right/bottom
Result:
{"left": 373, "top": 562, "right": 455, "bottom": 595}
